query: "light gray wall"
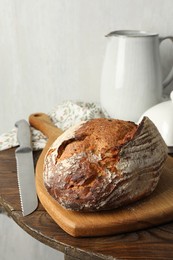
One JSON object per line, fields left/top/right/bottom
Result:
{"left": 1, "top": 1, "right": 173, "bottom": 260}
{"left": 0, "top": 0, "right": 173, "bottom": 134}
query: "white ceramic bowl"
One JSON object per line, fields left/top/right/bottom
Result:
{"left": 139, "top": 91, "right": 173, "bottom": 148}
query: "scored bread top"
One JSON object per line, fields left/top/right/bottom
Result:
{"left": 57, "top": 118, "right": 137, "bottom": 162}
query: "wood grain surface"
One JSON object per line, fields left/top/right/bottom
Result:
{"left": 1, "top": 148, "right": 173, "bottom": 259}
{"left": 29, "top": 113, "right": 173, "bottom": 238}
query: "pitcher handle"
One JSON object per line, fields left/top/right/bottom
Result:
{"left": 159, "top": 36, "right": 173, "bottom": 88}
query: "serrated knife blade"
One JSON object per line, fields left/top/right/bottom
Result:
{"left": 15, "top": 119, "right": 38, "bottom": 216}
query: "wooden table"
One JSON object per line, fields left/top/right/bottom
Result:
{"left": 1, "top": 148, "right": 173, "bottom": 260}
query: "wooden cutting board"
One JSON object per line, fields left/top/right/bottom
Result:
{"left": 29, "top": 113, "right": 173, "bottom": 237}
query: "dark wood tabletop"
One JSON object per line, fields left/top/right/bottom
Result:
{"left": 1, "top": 148, "right": 173, "bottom": 260}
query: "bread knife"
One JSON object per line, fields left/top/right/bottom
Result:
{"left": 15, "top": 120, "right": 38, "bottom": 216}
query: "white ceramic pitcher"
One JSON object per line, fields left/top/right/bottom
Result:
{"left": 100, "top": 30, "right": 173, "bottom": 122}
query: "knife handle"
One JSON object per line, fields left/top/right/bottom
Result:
{"left": 15, "top": 120, "right": 32, "bottom": 151}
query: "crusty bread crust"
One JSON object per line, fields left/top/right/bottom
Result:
{"left": 43, "top": 117, "right": 168, "bottom": 212}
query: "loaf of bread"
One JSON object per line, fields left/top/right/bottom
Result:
{"left": 43, "top": 117, "right": 168, "bottom": 212}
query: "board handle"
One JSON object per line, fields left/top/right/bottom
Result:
{"left": 29, "top": 113, "right": 63, "bottom": 138}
